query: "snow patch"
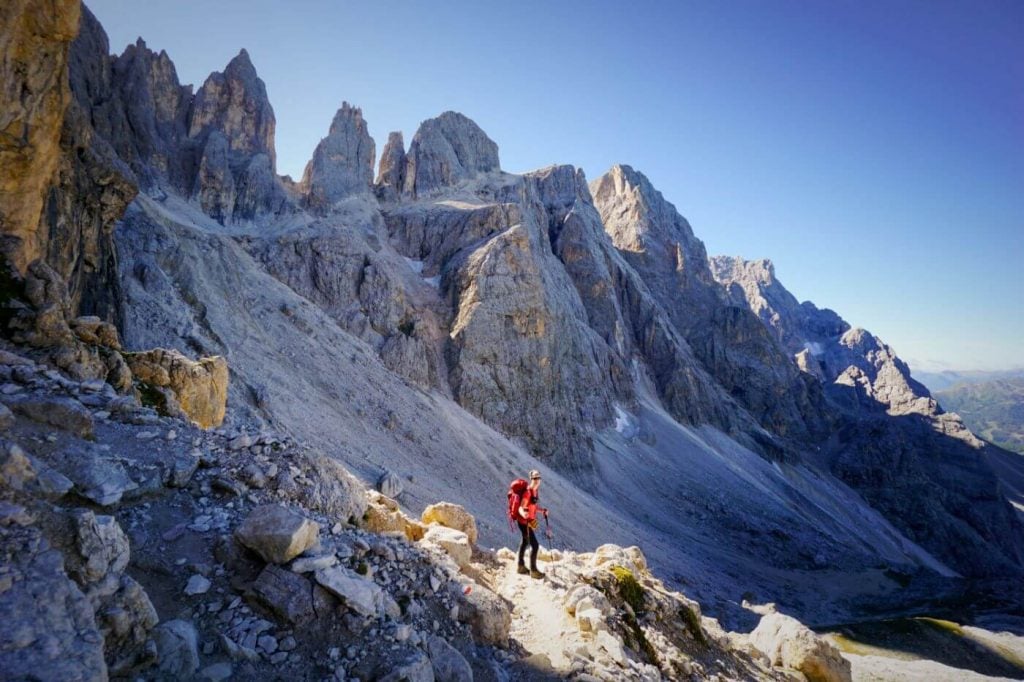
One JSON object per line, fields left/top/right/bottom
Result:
{"left": 403, "top": 257, "right": 425, "bottom": 274}
{"left": 612, "top": 405, "right": 639, "bottom": 439}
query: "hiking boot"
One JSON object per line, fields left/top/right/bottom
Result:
{"left": 530, "top": 569, "right": 545, "bottom": 579}
{"left": 516, "top": 564, "right": 529, "bottom": 575}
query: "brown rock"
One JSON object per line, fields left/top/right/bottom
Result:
{"left": 124, "top": 348, "right": 228, "bottom": 428}
{"left": 0, "top": 0, "right": 82, "bottom": 274}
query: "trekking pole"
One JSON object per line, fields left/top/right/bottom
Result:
{"left": 542, "top": 509, "right": 557, "bottom": 552}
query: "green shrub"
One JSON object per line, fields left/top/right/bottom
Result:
{"left": 610, "top": 565, "right": 645, "bottom": 615}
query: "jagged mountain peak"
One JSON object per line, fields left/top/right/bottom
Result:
{"left": 403, "top": 110, "right": 500, "bottom": 197}
{"left": 301, "top": 101, "right": 375, "bottom": 210}
{"left": 590, "top": 164, "right": 702, "bottom": 255}
{"left": 188, "top": 46, "right": 275, "bottom": 165}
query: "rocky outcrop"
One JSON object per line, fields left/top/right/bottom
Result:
{"left": 0, "top": 0, "right": 82, "bottom": 276}
{"left": 302, "top": 102, "right": 375, "bottom": 210}
{"left": 8, "top": 261, "right": 131, "bottom": 386}
{"left": 749, "top": 610, "right": 852, "bottom": 682}
{"left": 402, "top": 111, "right": 500, "bottom": 197}
{"left": 0, "top": 522, "right": 108, "bottom": 681}
{"left": 123, "top": 347, "right": 228, "bottom": 428}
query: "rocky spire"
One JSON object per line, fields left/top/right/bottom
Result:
{"left": 187, "top": 49, "right": 276, "bottom": 166}
{"left": 403, "top": 111, "right": 499, "bottom": 197}
{"left": 301, "top": 102, "right": 375, "bottom": 210}
{"left": 184, "top": 49, "right": 288, "bottom": 223}
{"left": 374, "top": 131, "right": 406, "bottom": 201}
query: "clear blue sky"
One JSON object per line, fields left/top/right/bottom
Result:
{"left": 87, "top": 0, "right": 1024, "bottom": 372}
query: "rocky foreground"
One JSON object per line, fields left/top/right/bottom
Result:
{"left": 0, "top": 341, "right": 859, "bottom": 681}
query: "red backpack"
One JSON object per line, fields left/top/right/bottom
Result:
{"left": 507, "top": 478, "right": 530, "bottom": 529}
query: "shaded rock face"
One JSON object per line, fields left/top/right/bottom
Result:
{"left": 1, "top": 0, "right": 136, "bottom": 325}
{"left": 710, "top": 255, "right": 943, "bottom": 420}
{"left": 303, "top": 102, "right": 375, "bottom": 210}
{"left": 70, "top": 8, "right": 192, "bottom": 191}
{"left": 591, "top": 165, "right": 830, "bottom": 447}
{"left": 710, "top": 254, "right": 1024, "bottom": 577}
{"left": 402, "top": 111, "right": 500, "bottom": 197}
{"left": 375, "top": 131, "right": 406, "bottom": 202}
{"left": 69, "top": 21, "right": 290, "bottom": 226}
{"left": 0, "top": 0, "right": 82, "bottom": 276}
{"left": 830, "top": 413, "right": 1024, "bottom": 577}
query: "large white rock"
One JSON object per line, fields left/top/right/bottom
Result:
{"left": 314, "top": 566, "right": 383, "bottom": 617}
{"left": 235, "top": 504, "right": 319, "bottom": 564}
{"left": 749, "top": 612, "right": 852, "bottom": 682}
{"left": 422, "top": 525, "right": 472, "bottom": 569}
{"left": 73, "top": 510, "right": 129, "bottom": 583}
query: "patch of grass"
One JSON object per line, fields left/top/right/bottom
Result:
{"left": 622, "top": 609, "right": 659, "bottom": 665}
{"left": 355, "top": 561, "right": 369, "bottom": 576}
{"left": 680, "top": 605, "right": 707, "bottom": 646}
{"left": 610, "top": 565, "right": 645, "bottom": 615}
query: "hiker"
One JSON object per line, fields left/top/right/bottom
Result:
{"left": 510, "top": 469, "right": 546, "bottom": 578}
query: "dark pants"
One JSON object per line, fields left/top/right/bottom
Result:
{"left": 517, "top": 521, "right": 539, "bottom": 569}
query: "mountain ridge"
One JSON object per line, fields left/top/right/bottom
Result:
{"left": 2, "top": 0, "right": 1023, "bottom": 655}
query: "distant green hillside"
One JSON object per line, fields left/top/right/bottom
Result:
{"left": 937, "top": 377, "right": 1024, "bottom": 454}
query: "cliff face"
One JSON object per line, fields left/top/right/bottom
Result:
{"left": 0, "top": 0, "right": 84, "bottom": 276}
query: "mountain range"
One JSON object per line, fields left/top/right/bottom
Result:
{"left": 3, "top": 2, "right": 1024, "bottom": 678}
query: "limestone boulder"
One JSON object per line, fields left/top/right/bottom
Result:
{"left": 426, "top": 635, "right": 472, "bottom": 682}
{"left": 153, "top": 620, "right": 200, "bottom": 679}
{"left": 73, "top": 511, "right": 130, "bottom": 583}
{"left": 283, "top": 449, "right": 367, "bottom": 525}
{"left": 235, "top": 504, "right": 320, "bottom": 564}
{"left": 314, "top": 566, "right": 384, "bottom": 618}
{"left": 749, "top": 612, "right": 852, "bottom": 682}
{"left": 3, "top": 394, "right": 94, "bottom": 439}
{"left": 421, "top": 525, "right": 472, "bottom": 569}
{"left": 421, "top": 502, "right": 477, "bottom": 545}
{"left": 454, "top": 579, "right": 511, "bottom": 646}
{"left": 124, "top": 347, "right": 228, "bottom": 428}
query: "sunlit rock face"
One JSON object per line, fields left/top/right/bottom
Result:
{"left": 402, "top": 111, "right": 501, "bottom": 197}
{"left": 0, "top": 0, "right": 83, "bottom": 275}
